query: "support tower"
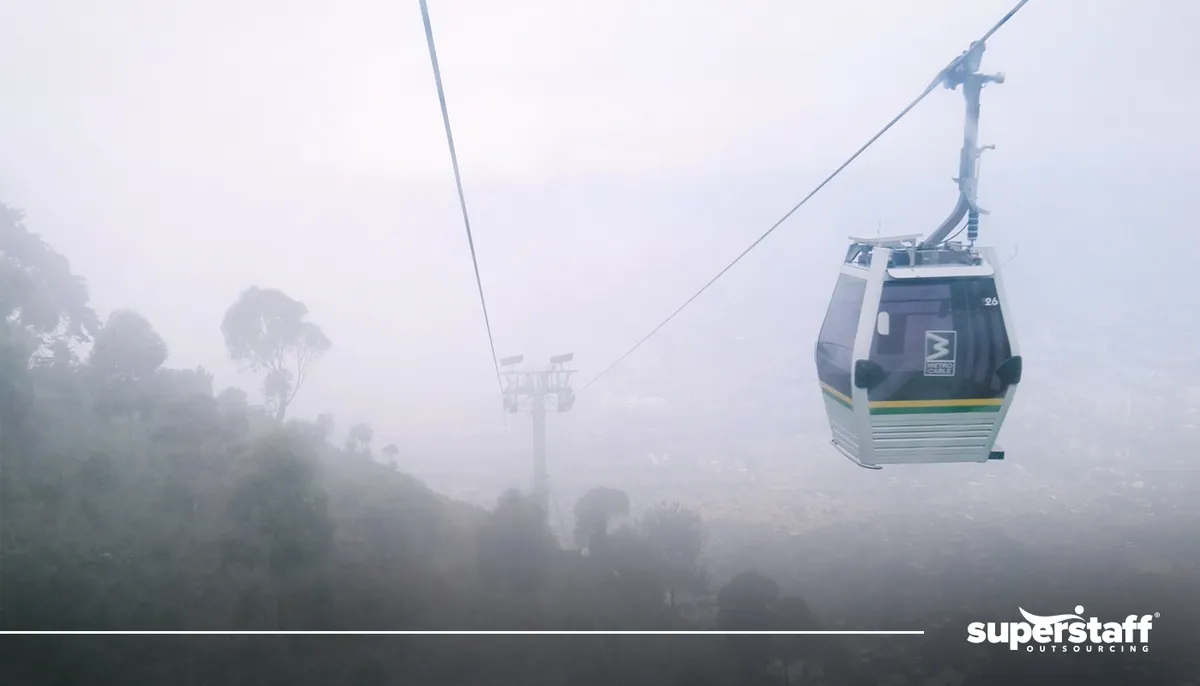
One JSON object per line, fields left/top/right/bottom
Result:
{"left": 500, "top": 353, "right": 576, "bottom": 523}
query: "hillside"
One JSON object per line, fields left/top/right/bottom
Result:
{"left": 3, "top": 200, "right": 1196, "bottom": 684}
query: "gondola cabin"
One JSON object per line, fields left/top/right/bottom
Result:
{"left": 815, "top": 235, "right": 1022, "bottom": 469}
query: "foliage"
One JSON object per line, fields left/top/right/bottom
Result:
{"left": 0, "top": 318, "right": 36, "bottom": 434}
{"left": 1, "top": 202, "right": 99, "bottom": 433}
{"left": 89, "top": 309, "right": 168, "bottom": 382}
{"left": 0, "top": 201, "right": 100, "bottom": 347}
{"left": 315, "top": 412, "right": 335, "bottom": 439}
{"left": 717, "top": 570, "right": 782, "bottom": 676}
{"left": 477, "top": 489, "right": 556, "bottom": 594}
{"left": 224, "top": 431, "right": 335, "bottom": 577}
{"left": 217, "top": 386, "right": 249, "bottom": 411}
{"left": 222, "top": 430, "right": 336, "bottom": 629}
{"left": 345, "top": 422, "right": 374, "bottom": 457}
{"left": 220, "top": 286, "right": 331, "bottom": 420}
{"left": 573, "top": 486, "right": 630, "bottom": 552}
{"left": 0, "top": 202, "right": 872, "bottom": 685}
{"left": 640, "top": 502, "right": 707, "bottom": 606}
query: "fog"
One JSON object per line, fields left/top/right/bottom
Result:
{"left": 2, "top": 0, "right": 1199, "bottom": 682}
{"left": 4, "top": 0, "right": 1195, "bottom": 429}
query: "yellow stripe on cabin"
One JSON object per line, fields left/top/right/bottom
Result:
{"left": 820, "top": 382, "right": 1005, "bottom": 410}
{"left": 819, "top": 382, "right": 854, "bottom": 407}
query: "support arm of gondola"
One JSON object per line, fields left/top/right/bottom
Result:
{"left": 920, "top": 41, "right": 1005, "bottom": 250}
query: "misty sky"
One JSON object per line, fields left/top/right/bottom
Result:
{"left": 2, "top": 0, "right": 1198, "bottom": 447}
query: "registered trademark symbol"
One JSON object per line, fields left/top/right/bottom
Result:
{"left": 1155, "top": 612, "right": 1161, "bottom": 618}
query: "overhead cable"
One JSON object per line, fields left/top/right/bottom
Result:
{"left": 577, "top": 0, "right": 1032, "bottom": 393}
{"left": 417, "top": 0, "right": 505, "bottom": 397}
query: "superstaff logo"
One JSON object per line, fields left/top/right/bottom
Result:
{"left": 967, "top": 605, "right": 1157, "bottom": 653}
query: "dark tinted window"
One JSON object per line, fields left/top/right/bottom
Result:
{"left": 868, "top": 277, "right": 1012, "bottom": 402}
{"left": 815, "top": 274, "right": 866, "bottom": 400}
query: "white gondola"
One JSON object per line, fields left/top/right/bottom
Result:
{"left": 814, "top": 41, "right": 1023, "bottom": 469}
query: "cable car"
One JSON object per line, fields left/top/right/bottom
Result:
{"left": 814, "top": 41, "right": 1022, "bottom": 469}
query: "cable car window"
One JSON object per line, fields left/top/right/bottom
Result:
{"left": 816, "top": 274, "right": 866, "bottom": 399}
{"left": 868, "top": 277, "right": 1011, "bottom": 402}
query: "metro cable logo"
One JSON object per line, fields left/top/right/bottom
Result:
{"left": 924, "top": 330, "right": 957, "bottom": 377}
{"left": 928, "top": 334, "right": 952, "bottom": 359}
{"left": 967, "top": 606, "right": 1157, "bottom": 653}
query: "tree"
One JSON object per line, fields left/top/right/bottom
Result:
{"left": 1, "top": 202, "right": 99, "bottom": 425}
{"left": 773, "top": 596, "right": 820, "bottom": 685}
{"left": 42, "top": 338, "right": 77, "bottom": 369}
{"left": 477, "top": 489, "right": 556, "bottom": 594}
{"left": 0, "top": 202, "right": 100, "bottom": 349}
{"left": 717, "top": 570, "right": 781, "bottom": 676}
{"left": 381, "top": 444, "right": 399, "bottom": 468}
{"left": 220, "top": 286, "right": 331, "bottom": 420}
{"left": 217, "top": 387, "right": 250, "bottom": 412}
{"left": 88, "top": 310, "right": 168, "bottom": 382}
{"left": 640, "top": 502, "right": 707, "bottom": 607}
{"left": 222, "top": 431, "right": 336, "bottom": 629}
{"left": 605, "top": 525, "right": 670, "bottom": 615}
{"left": 0, "top": 320, "right": 36, "bottom": 441}
{"left": 345, "top": 423, "right": 374, "bottom": 457}
{"left": 154, "top": 365, "right": 214, "bottom": 398}
{"left": 573, "top": 487, "right": 630, "bottom": 554}
{"left": 315, "top": 413, "right": 335, "bottom": 440}
{"left": 718, "top": 570, "right": 780, "bottom": 627}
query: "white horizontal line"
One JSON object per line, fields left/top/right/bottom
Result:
{"left": 0, "top": 630, "right": 924, "bottom": 636}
